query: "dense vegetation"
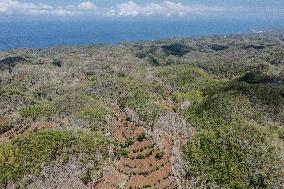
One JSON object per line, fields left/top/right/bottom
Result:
{"left": 183, "top": 72, "right": 284, "bottom": 188}
{"left": 0, "top": 129, "right": 112, "bottom": 185}
{"left": 0, "top": 31, "right": 283, "bottom": 188}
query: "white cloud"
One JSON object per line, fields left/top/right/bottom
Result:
{"left": 78, "top": 1, "right": 96, "bottom": 10}
{"left": 0, "top": 0, "right": 97, "bottom": 16}
{"left": 0, "top": 0, "right": 53, "bottom": 15}
{"left": 106, "top": 1, "right": 227, "bottom": 17}
{"left": 0, "top": 0, "right": 231, "bottom": 17}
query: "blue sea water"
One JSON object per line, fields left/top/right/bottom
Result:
{"left": 0, "top": 18, "right": 283, "bottom": 50}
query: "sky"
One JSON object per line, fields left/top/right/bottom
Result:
{"left": 0, "top": 0, "right": 283, "bottom": 20}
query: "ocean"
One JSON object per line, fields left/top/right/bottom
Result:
{"left": 0, "top": 18, "right": 283, "bottom": 50}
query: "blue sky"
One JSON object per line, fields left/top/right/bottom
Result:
{"left": 0, "top": 0, "right": 283, "bottom": 19}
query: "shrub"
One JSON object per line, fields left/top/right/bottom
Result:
{"left": 19, "top": 103, "right": 50, "bottom": 119}
{"left": 52, "top": 59, "right": 63, "bottom": 67}
{"left": 0, "top": 123, "right": 13, "bottom": 135}
{"left": 74, "top": 100, "right": 111, "bottom": 131}
{"left": 121, "top": 138, "right": 134, "bottom": 148}
{"left": 183, "top": 73, "right": 284, "bottom": 188}
{"left": 19, "top": 93, "right": 112, "bottom": 129}
{"left": 155, "top": 151, "right": 164, "bottom": 160}
{"left": 0, "top": 129, "right": 114, "bottom": 184}
{"left": 184, "top": 114, "right": 284, "bottom": 188}
{"left": 156, "top": 64, "right": 217, "bottom": 103}
{"left": 81, "top": 169, "right": 92, "bottom": 185}
{"left": 161, "top": 43, "right": 192, "bottom": 57}
{"left": 120, "top": 149, "right": 129, "bottom": 157}
{"left": 148, "top": 55, "right": 160, "bottom": 66}
{"left": 117, "top": 76, "right": 165, "bottom": 127}
{"left": 137, "top": 133, "right": 146, "bottom": 142}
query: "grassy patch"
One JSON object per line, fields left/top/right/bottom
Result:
{"left": 0, "top": 129, "right": 114, "bottom": 185}
{"left": 156, "top": 64, "right": 218, "bottom": 103}
{"left": 183, "top": 71, "right": 284, "bottom": 188}
{"left": 117, "top": 76, "right": 165, "bottom": 126}
{"left": 19, "top": 93, "right": 111, "bottom": 130}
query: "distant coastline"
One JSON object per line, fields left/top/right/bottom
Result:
{"left": 0, "top": 18, "right": 283, "bottom": 50}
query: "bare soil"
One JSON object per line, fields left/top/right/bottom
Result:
{"left": 93, "top": 107, "right": 178, "bottom": 189}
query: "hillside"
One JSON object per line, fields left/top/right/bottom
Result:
{"left": 0, "top": 31, "right": 284, "bottom": 189}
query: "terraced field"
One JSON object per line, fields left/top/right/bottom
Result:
{"left": 1, "top": 31, "right": 284, "bottom": 188}
{"left": 0, "top": 117, "right": 58, "bottom": 142}
{"left": 94, "top": 107, "right": 177, "bottom": 189}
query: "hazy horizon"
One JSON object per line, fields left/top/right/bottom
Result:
{"left": 1, "top": 0, "right": 283, "bottom": 19}
{"left": 0, "top": 0, "right": 283, "bottom": 50}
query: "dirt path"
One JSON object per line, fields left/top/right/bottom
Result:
{"left": 94, "top": 106, "right": 177, "bottom": 189}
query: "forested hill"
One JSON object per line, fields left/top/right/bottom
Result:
{"left": 0, "top": 31, "right": 284, "bottom": 189}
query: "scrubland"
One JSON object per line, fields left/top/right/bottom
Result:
{"left": 0, "top": 31, "right": 283, "bottom": 188}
